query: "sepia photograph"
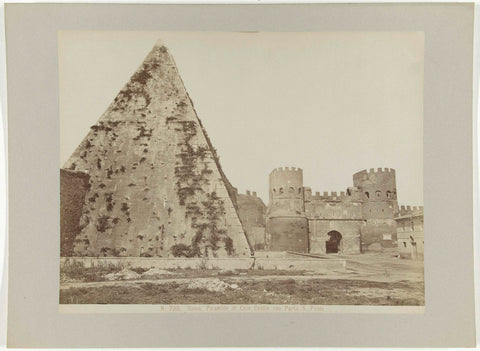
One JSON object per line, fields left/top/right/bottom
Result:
{"left": 58, "top": 31, "right": 424, "bottom": 308}
{"left": 6, "top": 3, "right": 477, "bottom": 347}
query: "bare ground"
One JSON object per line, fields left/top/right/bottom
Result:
{"left": 59, "top": 252, "right": 424, "bottom": 305}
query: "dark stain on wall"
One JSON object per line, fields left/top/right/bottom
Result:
{"left": 60, "top": 169, "right": 90, "bottom": 256}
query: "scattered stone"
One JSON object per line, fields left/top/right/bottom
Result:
{"left": 217, "top": 269, "right": 239, "bottom": 276}
{"left": 104, "top": 268, "right": 141, "bottom": 281}
{"left": 141, "top": 268, "right": 177, "bottom": 278}
{"left": 187, "top": 278, "right": 239, "bottom": 293}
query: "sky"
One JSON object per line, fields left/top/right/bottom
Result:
{"left": 59, "top": 31, "right": 424, "bottom": 206}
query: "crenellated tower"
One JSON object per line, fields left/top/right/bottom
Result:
{"left": 268, "top": 167, "right": 305, "bottom": 214}
{"left": 353, "top": 168, "right": 399, "bottom": 249}
{"left": 266, "top": 167, "right": 309, "bottom": 252}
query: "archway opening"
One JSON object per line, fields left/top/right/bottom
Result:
{"left": 326, "top": 231, "right": 342, "bottom": 254}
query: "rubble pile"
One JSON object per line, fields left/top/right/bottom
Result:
{"left": 187, "top": 278, "right": 239, "bottom": 293}
{"left": 104, "top": 268, "right": 141, "bottom": 281}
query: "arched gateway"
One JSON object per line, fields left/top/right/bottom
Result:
{"left": 326, "top": 231, "right": 343, "bottom": 254}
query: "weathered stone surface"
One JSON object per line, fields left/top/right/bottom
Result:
{"left": 395, "top": 209, "right": 424, "bottom": 259}
{"left": 236, "top": 190, "right": 267, "bottom": 250}
{"left": 60, "top": 169, "right": 91, "bottom": 256}
{"left": 61, "top": 43, "right": 251, "bottom": 258}
{"left": 266, "top": 217, "right": 309, "bottom": 252}
{"left": 266, "top": 167, "right": 309, "bottom": 252}
{"left": 266, "top": 167, "right": 410, "bottom": 254}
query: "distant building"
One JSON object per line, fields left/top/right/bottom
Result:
{"left": 395, "top": 206, "right": 424, "bottom": 259}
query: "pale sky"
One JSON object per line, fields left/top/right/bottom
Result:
{"left": 59, "top": 31, "right": 424, "bottom": 206}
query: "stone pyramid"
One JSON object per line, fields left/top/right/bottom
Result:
{"left": 61, "top": 41, "right": 252, "bottom": 258}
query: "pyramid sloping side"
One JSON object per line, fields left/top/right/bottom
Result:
{"left": 62, "top": 44, "right": 251, "bottom": 257}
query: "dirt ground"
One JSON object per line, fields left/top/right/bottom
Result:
{"left": 60, "top": 252, "right": 424, "bottom": 305}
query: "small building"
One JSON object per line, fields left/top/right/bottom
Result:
{"left": 395, "top": 206, "right": 424, "bottom": 260}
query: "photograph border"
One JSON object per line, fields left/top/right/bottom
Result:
{"left": 57, "top": 29, "right": 426, "bottom": 311}
{"left": 5, "top": 3, "right": 476, "bottom": 348}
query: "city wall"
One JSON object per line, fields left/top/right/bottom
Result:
{"left": 308, "top": 219, "right": 362, "bottom": 254}
{"left": 60, "top": 257, "right": 347, "bottom": 273}
{"left": 60, "top": 169, "right": 90, "bottom": 256}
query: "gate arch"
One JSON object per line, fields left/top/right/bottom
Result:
{"left": 326, "top": 230, "right": 343, "bottom": 254}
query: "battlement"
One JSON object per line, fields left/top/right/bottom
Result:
{"left": 354, "top": 167, "right": 396, "bottom": 177}
{"left": 269, "top": 166, "right": 303, "bottom": 189}
{"left": 244, "top": 190, "right": 258, "bottom": 197}
{"left": 310, "top": 191, "right": 348, "bottom": 201}
{"left": 399, "top": 205, "right": 424, "bottom": 216}
{"left": 270, "top": 166, "right": 303, "bottom": 174}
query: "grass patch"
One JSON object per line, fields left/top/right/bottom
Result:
{"left": 60, "top": 277, "right": 424, "bottom": 306}
{"left": 60, "top": 259, "right": 124, "bottom": 282}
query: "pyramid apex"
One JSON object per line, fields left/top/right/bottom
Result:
{"left": 154, "top": 38, "right": 165, "bottom": 48}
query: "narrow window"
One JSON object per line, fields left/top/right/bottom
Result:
{"left": 365, "top": 192, "right": 370, "bottom": 199}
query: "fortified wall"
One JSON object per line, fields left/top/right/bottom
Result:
{"left": 266, "top": 167, "right": 309, "bottom": 252}
{"left": 235, "top": 190, "right": 267, "bottom": 250}
{"left": 265, "top": 167, "right": 412, "bottom": 254}
{"left": 352, "top": 168, "right": 399, "bottom": 248}
{"left": 60, "top": 169, "right": 90, "bottom": 256}
{"left": 399, "top": 205, "right": 424, "bottom": 216}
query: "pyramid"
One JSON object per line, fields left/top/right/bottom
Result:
{"left": 61, "top": 42, "right": 252, "bottom": 258}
